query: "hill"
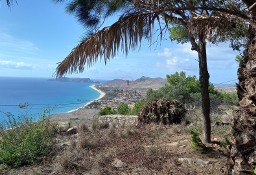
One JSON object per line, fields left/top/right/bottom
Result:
{"left": 105, "top": 76, "right": 166, "bottom": 89}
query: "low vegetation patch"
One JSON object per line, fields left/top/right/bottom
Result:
{"left": 98, "top": 106, "right": 115, "bottom": 115}
{"left": 117, "top": 103, "right": 130, "bottom": 115}
{"left": 0, "top": 115, "right": 55, "bottom": 168}
{"left": 190, "top": 129, "right": 206, "bottom": 152}
{"left": 99, "top": 100, "right": 145, "bottom": 116}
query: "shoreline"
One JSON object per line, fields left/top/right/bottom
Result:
{"left": 89, "top": 85, "right": 106, "bottom": 101}
{"left": 67, "top": 84, "right": 106, "bottom": 113}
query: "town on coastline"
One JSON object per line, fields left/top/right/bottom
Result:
{"left": 86, "top": 76, "right": 236, "bottom": 110}
{"left": 86, "top": 76, "right": 167, "bottom": 109}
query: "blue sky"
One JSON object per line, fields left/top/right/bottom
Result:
{"left": 0, "top": 1, "right": 239, "bottom": 84}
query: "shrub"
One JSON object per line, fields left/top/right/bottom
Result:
{"left": 130, "top": 99, "right": 145, "bottom": 115}
{"left": 138, "top": 98, "right": 186, "bottom": 125}
{"left": 117, "top": 103, "right": 130, "bottom": 115}
{"left": 190, "top": 129, "right": 206, "bottom": 152}
{"left": 145, "top": 72, "right": 222, "bottom": 108}
{"left": 98, "top": 106, "right": 115, "bottom": 116}
{"left": 0, "top": 114, "right": 54, "bottom": 167}
{"left": 220, "top": 92, "right": 238, "bottom": 105}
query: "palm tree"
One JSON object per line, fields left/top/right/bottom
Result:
{"left": 55, "top": 0, "right": 246, "bottom": 143}
{"left": 230, "top": 1, "right": 256, "bottom": 174}
{"left": 55, "top": 0, "right": 256, "bottom": 173}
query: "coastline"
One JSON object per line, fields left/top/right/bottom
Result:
{"left": 49, "top": 84, "right": 106, "bottom": 126}
{"left": 67, "top": 84, "right": 106, "bottom": 113}
{"left": 89, "top": 85, "right": 106, "bottom": 101}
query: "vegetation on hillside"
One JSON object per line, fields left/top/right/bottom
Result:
{"left": 146, "top": 72, "right": 238, "bottom": 108}
{"left": 0, "top": 112, "right": 55, "bottom": 168}
{"left": 99, "top": 71, "right": 237, "bottom": 119}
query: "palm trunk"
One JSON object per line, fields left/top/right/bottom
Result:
{"left": 198, "top": 33, "right": 211, "bottom": 143}
{"left": 189, "top": 33, "right": 211, "bottom": 143}
{"left": 231, "top": 26, "right": 256, "bottom": 174}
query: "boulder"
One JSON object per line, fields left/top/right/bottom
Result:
{"left": 111, "top": 158, "right": 127, "bottom": 168}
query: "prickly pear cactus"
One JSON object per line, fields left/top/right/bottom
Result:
{"left": 138, "top": 98, "right": 186, "bottom": 125}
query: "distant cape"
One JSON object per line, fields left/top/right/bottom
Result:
{"left": 49, "top": 77, "right": 97, "bottom": 83}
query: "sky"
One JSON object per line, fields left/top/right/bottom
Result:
{"left": 0, "top": 1, "right": 240, "bottom": 84}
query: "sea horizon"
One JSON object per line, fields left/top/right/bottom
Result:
{"left": 0, "top": 77, "right": 101, "bottom": 123}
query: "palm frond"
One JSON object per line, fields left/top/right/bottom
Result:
{"left": 56, "top": 12, "right": 160, "bottom": 77}
{"left": 187, "top": 13, "right": 248, "bottom": 43}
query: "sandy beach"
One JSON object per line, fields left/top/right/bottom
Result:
{"left": 67, "top": 84, "right": 106, "bottom": 113}
{"left": 89, "top": 85, "right": 106, "bottom": 101}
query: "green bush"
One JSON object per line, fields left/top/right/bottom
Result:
{"left": 117, "top": 103, "right": 130, "bottom": 115}
{"left": 130, "top": 99, "right": 145, "bottom": 115}
{"left": 145, "top": 71, "right": 238, "bottom": 110}
{"left": 146, "top": 72, "right": 220, "bottom": 105}
{"left": 190, "top": 129, "right": 206, "bottom": 152}
{"left": 0, "top": 114, "right": 54, "bottom": 167}
{"left": 98, "top": 106, "right": 115, "bottom": 115}
{"left": 220, "top": 92, "right": 238, "bottom": 105}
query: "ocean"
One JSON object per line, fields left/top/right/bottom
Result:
{"left": 0, "top": 77, "right": 100, "bottom": 123}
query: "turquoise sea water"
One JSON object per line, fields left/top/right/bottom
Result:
{"left": 0, "top": 77, "right": 100, "bottom": 123}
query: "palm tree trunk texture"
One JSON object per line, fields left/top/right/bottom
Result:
{"left": 198, "top": 33, "right": 211, "bottom": 143}
{"left": 231, "top": 26, "right": 256, "bottom": 174}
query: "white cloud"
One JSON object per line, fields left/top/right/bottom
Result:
{"left": 158, "top": 48, "right": 172, "bottom": 57}
{"left": 157, "top": 46, "right": 197, "bottom": 71}
{"left": 0, "top": 31, "right": 40, "bottom": 59}
{"left": 166, "top": 58, "right": 178, "bottom": 66}
{"left": 0, "top": 60, "right": 33, "bottom": 70}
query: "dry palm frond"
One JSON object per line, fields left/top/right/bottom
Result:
{"left": 187, "top": 13, "right": 248, "bottom": 43}
{"left": 56, "top": 12, "right": 161, "bottom": 77}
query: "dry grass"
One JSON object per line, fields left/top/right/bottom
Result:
{"left": 78, "top": 122, "right": 90, "bottom": 133}
{"left": 3, "top": 113, "right": 232, "bottom": 175}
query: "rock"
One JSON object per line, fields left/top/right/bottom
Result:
{"left": 112, "top": 158, "right": 127, "bottom": 168}
{"left": 66, "top": 127, "right": 77, "bottom": 135}
{"left": 57, "top": 141, "right": 72, "bottom": 147}
{"left": 0, "top": 164, "right": 7, "bottom": 171}
{"left": 178, "top": 158, "right": 211, "bottom": 166}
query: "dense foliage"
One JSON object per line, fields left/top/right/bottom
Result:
{"left": 146, "top": 72, "right": 237, "bottom": 109}
{"left": 117, "top": 103, "right": 130, "bottom": 115}
{"left": 98, "top": 106, "right": 115, "bottom": 116}
{"left": 0, "top": 114, "right": 54, "bottom": 167}
{"left": 221, "top": 92, "right": 238, "bottom": 106}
